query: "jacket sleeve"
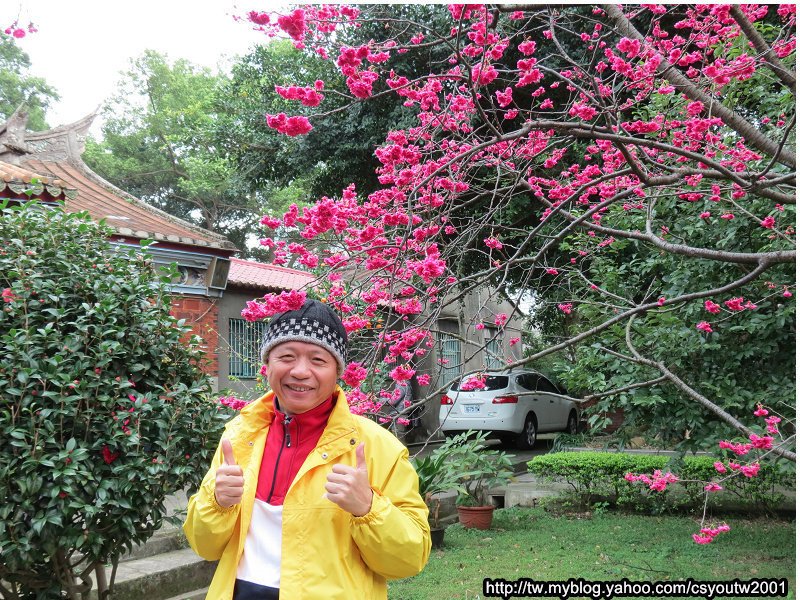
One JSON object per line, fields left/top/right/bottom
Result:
{"left": 349, "top": 443, "right": 431, "bottom": 580}
{"left": 183, "top": 436, "right": 241, "bottom": 561}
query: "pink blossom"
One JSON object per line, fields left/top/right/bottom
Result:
{"left": 475, "top": 323, "right": 485, "bottom": 330}
{"left": 704, "top": 483, "right": 722, "bottom": 492}
{"left": 277, "top": 9, "right": 307, "bottom": 41}
{"left": 546, "top": 268, "right": 558, "bottom": 275}
{"left": 2, "top": 288, "right": 15, "bottom": 303}
{"left": 692, "top": 534, "right": 713, "bottom": 545}
{"left": 720, "top": 213, "right": 735, "bottom": 220}
{"left": 509, "top": 337, "right": 520, "bottom": 346}
{"left": 218, "top": 395, "right": 249, "bottom": 411}
{"left": 558, "top": 303, "right": 573, "bottom": 315}
{"left": 241, "top": 290, "right": 307, "bottom": 322}
{"left": 724, "top": 297, "right": 744, "bottom": 311}
{"left": 102, "top": 445, "right": 120, "bottom": 464}
{"left": 760, "top": 215, "right": 776, "bottom": 229}
{"left": 494, "top": 313, "right": 508, "bottom": 327}
{"left": 389, "top": 364, "right": 416, "bottom": 382}
{"left": 753, "top": 404, "right": 769, "bottom": 417}
{"left": 713, "top": 461, "right": 727, "bottom": 474}
{"left": 518, "top": 40, "right": 537, "bottom": 55}
{"left": 495, "top": 87, "right": 513, "bottom": 108}
{"left": 460, "top": 375, "right": 487, "bottom": 391}
{"left": 704, "top": 300, "right": 720, "bottom": 314}
{"left": 416, "top": 374, "right": 431, "bottom": 386}
{"left": 699, "top": 211, "right": 711, "bottom": 219}
{"left": 266, "top": 113, "right": 313, "bottom": 136}
{"left": 696, "top": 321, "right": 713, "bottom": 333}
{"left": 342, "top": 362, "right": 368, "bottom": 387}
{"left": 484, "top": 236, "right": 503, "bottom": 250}
{"left": 740, "top": 463, "right": 760, "bottom": 478}
{"left": 657, "top": 297, "right": 666, "bottom": 306}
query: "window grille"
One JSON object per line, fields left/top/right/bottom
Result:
{"left": 437, "top": 333, "right": 461, "bottom": 388}
{"left": 228, "top": 318, "right": 267, "bottom": 379}
{"left": 485, "top": 335, "right": 503, "bottom": 369}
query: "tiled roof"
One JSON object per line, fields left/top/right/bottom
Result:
{"left": 0, "top": 160, "right": 76, "bottom": 199}
{"left": 23, "top": 158, "right": 237, "bottom": 251}
{"left": 228, "top": 258, "right": 316, "bottom": 291}
{"left": 0, "top": 106, "right": 236, "bottom": 252}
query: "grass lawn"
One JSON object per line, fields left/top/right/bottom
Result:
{"left": 389, "top": 507, "right": 795, "bottom": 600}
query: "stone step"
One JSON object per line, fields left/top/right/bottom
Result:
{"left": 122, "top": 526, "right": 187, "bottom": 562}
{"left": 162, "top": 587, "right": 209, "bottom": 600}
{"left": 89, "top": 548, "right": 215, "bottom": 600}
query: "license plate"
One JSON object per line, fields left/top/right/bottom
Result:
{"left": 464, "top": 405, "right": 480, "bottom": 414}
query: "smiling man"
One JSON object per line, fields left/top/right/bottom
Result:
{"left": 184, "top": 299, "right": 431, "bottom": 599}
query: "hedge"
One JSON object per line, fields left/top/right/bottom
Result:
{"left": 528, "top": 451, "right": 795, "bottom": 514}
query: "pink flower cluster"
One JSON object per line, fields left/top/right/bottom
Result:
{"left": 218, "top": 396, "right": 249, "bottom": 411}
{"left": 241, "top": 290, "right": 307, "bottom": 322}
{"left": 460, "top": 375, "right": 487, "bottom": 391}
{"left": 265, "top": 113, "right": 313, "bottom": 136}
{"left": 275, "top": 83, "right": 325, "bottom": 107}
{"left": 342, "top": 362, "right": 368, "bottom": 387}
{"left": 692, "top": 524, "right": 730, "bottom": 545}
{"left": 624, "top": 469, "right": 678, "bottom": 492}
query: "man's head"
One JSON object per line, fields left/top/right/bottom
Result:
{"left": 259, "top": 299, "right": 348, "bottom": 414}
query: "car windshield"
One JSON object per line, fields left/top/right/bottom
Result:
{"left": 451, "top": 375, "right": 509, "bottom": 391}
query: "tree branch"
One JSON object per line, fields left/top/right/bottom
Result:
{"left": 602, "top": 4, "right": 796, "bottom": 169}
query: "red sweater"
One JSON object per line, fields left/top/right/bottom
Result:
{"left": 255, "top": 395, "right": 335, "bottom": 506}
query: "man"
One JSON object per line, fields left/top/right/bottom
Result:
{"left": 184, "top": 299, "right": 431, "bottom": 599}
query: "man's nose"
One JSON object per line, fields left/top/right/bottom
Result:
{"left": 289, "top": 357, "right": 311, "bottom": 376}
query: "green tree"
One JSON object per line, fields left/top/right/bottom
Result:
{"left": 0, "top": 201, "right": 227, "bottom": 598}
{"left": 0, "top": 33, "right": 59, "bottom": 130}
{"left": 83, "top": 50, "right": 259, "bottom": 254}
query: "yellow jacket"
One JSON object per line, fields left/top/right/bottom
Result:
{"left": 184, "top": 387, "right": 431, "bottom": 599}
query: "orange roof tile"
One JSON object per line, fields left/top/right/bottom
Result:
{"left": 228, "top": 258, "right": 316, "bottom": 291}
{"left": 22, "top": 158, "right": 236, "bottom": 251}
{"left": 0, "top": 160, "right": 76, "bottom": 199}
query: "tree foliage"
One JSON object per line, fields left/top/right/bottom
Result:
{"left": 82, "top": 50, "right": 261, "bottom": 254}
{"left": 0, "top": 33, "right": 59, "bottom": 130}
{"left": 0, "top": 201, "right": 227, "bottom": 598}
{"left": 242, "top": 4, "right": 795, "bottom": 463}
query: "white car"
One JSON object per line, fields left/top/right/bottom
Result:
{"left": 439, "top": 369, "right": 580, "bottom": 449}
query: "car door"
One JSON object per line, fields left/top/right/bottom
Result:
{"left": 533, "top": 374, "right": 570, "bottom": 429}
{"left": 515, "top": 373, "right": 546, "bottom": 427}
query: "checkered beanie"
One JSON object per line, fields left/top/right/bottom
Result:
{"left": 260, "top": 299, "right": 348, "bottom": 374}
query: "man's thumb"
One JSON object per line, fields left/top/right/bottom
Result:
{"left": 355, "top": 442, "right": 367, "bottom": 471}
{"left": 221, "top": 439, "right": 237, "bottom": 466}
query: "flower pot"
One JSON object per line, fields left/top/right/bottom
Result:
{"left": 457, "top": 505, "right": 494, "bottom": 530}
{"left": 430, "top": 526, "right": 445, "bottom": 548}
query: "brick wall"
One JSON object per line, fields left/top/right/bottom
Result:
{"left": 170, "top": 295, "right": 220, "bottom": 379}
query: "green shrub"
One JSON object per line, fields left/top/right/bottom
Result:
{"left": 0, "top": 202, "right": 228, "bottom": 598}
{"left": 528, "top": 451, "right": 794, "bottom": 514}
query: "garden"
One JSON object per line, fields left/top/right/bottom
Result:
{"left": 1, "top": 3, "right": 796, "bottom": 599}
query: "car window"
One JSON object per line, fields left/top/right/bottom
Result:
{"left": 451, "top": 375, "right": 509, "bottom": 391}
{"left": 516, "top": 374, "right": 535, "bottom": 391}
{"left": 532, "top": 375, "right": 560, "bottom": 394}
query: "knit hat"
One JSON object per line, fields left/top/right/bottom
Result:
{"left": 260, "top": 299, "right": 348, "bottom": 374}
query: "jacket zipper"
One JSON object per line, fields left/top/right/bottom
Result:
{"left": 267, "top": 416, "right": 292, "bottom": 503}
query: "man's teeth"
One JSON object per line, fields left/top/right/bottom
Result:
{"left": 287, "top": 385, "right": 311, "bottom": 391}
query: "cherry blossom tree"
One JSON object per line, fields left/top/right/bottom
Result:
{"left": 239, "top": 3, "right": 795, "bottom": 481}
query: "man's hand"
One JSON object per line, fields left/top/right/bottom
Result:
{"left": 325, "top": 443, "right": 374, "bottom": 517}
{"left": 214, "top": 439, "right": 244, "bottom": 508}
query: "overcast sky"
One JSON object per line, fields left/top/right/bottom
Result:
{"left": 7, "top": 0, "right": 268, "bottom": 132}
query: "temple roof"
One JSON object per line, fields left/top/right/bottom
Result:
{"left": 0, "top": 106, "right": 237, "bottom": 252}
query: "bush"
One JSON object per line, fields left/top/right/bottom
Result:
{"left": 0, "top": 202, "right": 228, "bottom": 598}
{"left": 528, "top": 451, "right": 795, "bottom": 514}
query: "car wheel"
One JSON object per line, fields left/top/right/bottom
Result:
{"left": 565, "top": 411, "right": 578, "bottom": 435}
{"left": 515, "top": 414, "right": 537, "bottom": 450}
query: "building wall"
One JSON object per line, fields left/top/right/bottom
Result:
{"left": 216, "top": 287, "right": 266, "bottom": 399}
{"left": 170, "top": 295, "right": 220, "bottom": 389}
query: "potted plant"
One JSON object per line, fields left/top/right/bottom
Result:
{"left": 442, "top": 431, "right": 515, "bottom": 529}
{"left": 412, "top": 448, "right": 463, "bottom": 547}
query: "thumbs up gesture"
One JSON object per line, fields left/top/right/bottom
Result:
{"left": 214, "top": 439, "right": 244, "bottom": 508}
{"left": 325, "top": 443, "right": 374, "bottom": 517}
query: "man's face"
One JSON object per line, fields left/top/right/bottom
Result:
{"left": 264, "top": 341, "right": 339, "bottom": 415}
